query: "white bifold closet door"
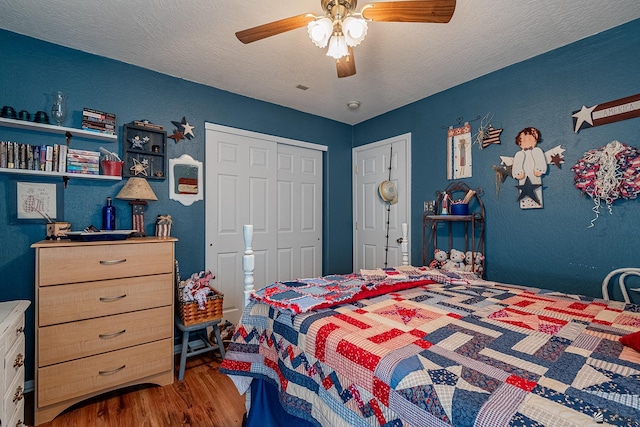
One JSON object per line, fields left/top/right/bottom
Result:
{"left": 205, "top": 123, "right": 324, "bottom": 325}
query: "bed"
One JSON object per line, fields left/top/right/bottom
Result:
{"left": 220, "top": 227, "right": 640, "bottom": 426}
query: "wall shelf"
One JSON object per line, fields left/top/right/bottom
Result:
{"left": 0, "top": 117, "right": 117, "bottom": 142}
{"left": 0, "top": 167, "right": 121, "bottom": 181}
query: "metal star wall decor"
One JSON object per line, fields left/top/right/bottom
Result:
{"left": 168, "top": 129, "right": 185, "bottom": 143}
{"left": 171, "top": 116, "right": 196, "bottom": 140}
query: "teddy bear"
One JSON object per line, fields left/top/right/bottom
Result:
{"left": 465, "top": 251, "right": 485, "bottom": 274}
{"left": 444, "top": 248, "right": 466, "bottom": 271}
{"left": 429, "top": 249, "right": 448, "bottom": 269}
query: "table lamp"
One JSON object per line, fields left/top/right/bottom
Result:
{"left": 116, "top": 177, "right": 158, "bottom": 237}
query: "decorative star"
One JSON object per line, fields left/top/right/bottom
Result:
{"left": 130, "top": 158, "right": 149, "bottom": 176}
{"left": 171, "top": 116, "right": 195, "bottom": 139}
{"left": 516, "top": 176, "right": 542, "bottom": 204}
{"left": 168, "top": 129, "right": 185, "bottom": 143}
{"left": 550, "top": 153, "right": 564, "bottom": 168}
{"left": 572, "top": 104, "right": 597, "bottom": 133}
{"left": 128, "top": 135, "right": 148, "bottom": 150}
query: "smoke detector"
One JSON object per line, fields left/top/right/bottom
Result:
{"left": 347, "top": 100, "right": 361, "bottom": 110}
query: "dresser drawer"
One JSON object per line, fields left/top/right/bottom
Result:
{"left": 1, "top": 311, "right": 25, "bottom": 352}
{"left": 4, "top": 334, "right": 25, "bottom": 392}
{"left": 6, "top": 399, "right": 25, "bottom": 427}
{"left": 6, "top": 398, "right": 24, "bottom": 427}
{"left": 3, "top": 366, "right": 25, "bottom": 427}
{"left": 38, "top": 305, "right": 173, "bottom": 366}
{"left": 38, "top": 273, "right": 173, "bottom": 326}
{"left": 38, "top": 338, "right": 172, "bottom": 407}
{"left": 37, "top": 241, "right": 174, "bottom": 286}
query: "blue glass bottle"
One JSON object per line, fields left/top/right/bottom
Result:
{"left": 102, "top": 197, "right": 116, "bottom": 230}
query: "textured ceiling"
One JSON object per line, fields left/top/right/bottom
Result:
{"left": 1, "top": 1, "right": 639, "bottom": 125}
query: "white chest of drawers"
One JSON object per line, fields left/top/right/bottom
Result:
{"left": 0, "top": 300, "right": 30, "bottom": 427}
{"left": 32, "top": 237, "right": 177, "bottom": 425}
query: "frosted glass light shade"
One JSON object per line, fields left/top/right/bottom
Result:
{"left": 307, "top": 17, "right": 333, "bottom": 48}
{"left": 342, "top": 17, "right": 368, "bottom": 46}
{"left": 326, "top": 35, "right": 348, "bottom": 59}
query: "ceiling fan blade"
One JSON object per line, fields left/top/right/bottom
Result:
{"left": 336, "top": 47, "right": 356, "bottom": 78}
{"left": 236, "top": 14, "right": 315, "bottom": 44}
{"left": 361, "top": 0, "right": 456, "bottom": 23}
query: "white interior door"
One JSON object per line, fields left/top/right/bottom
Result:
{"left": 277, "top": 144, "right": 323, "bottom": 281}
{"left": 205, "top": 123, "right": 325, "bottom": 325}
{"left": 205, "top": 124, "right": 278, "bottom": 325}
{"left": 353, "top": 134, "right": 411, "bottom": 271}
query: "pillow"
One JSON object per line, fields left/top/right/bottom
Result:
{"left": 619, "top": 330, "right": 640, "bottom": 352}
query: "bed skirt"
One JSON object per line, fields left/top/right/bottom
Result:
{"left": 246, "top": 379, "right": 317, "bottom": 427}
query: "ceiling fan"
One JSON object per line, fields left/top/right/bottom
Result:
{"left": 236, "top": 0, "right": 456, "bottom": 78}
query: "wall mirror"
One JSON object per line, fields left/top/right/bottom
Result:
{"left": 169, "top": 154, "right": 203, "bottom": 206}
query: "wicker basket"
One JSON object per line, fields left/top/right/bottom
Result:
{"left": 177, "top": 282, "right": 224, "bottom": 326}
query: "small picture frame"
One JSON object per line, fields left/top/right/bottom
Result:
{"left": 13, "top": 180, "right": 63, "bottom": 222}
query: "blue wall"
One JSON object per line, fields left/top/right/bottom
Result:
{"left": 0, "top": 29, "right": 353, "bottom": 382}
{"left": 2, "top": 19, "right": 639, "bottom": 383}
{"left": 354, "top": 19, "right": 640, "bottom": 300}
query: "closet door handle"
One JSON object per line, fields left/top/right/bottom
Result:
{"left": 99, "top": 258, "right": 127, "bottom": 265}
{"left": 99, "top": 329, "right": 126, "bottom": 339}
{"left": 99, "top": 365, "right": 126, "bottom": 376}
{"left": 99, "top": 294, "right": 127, "bottom": 302}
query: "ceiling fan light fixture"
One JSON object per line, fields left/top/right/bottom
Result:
{"left": 342, "top": 16, "right": 367, "bottom": 46}
{"left": 326, "top": 34, "right": 348, "bottom": 59}
{"left": 307, "top": 17, "right": 333, "bottom": 48}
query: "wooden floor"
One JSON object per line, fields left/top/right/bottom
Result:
{"left": 25, "top": 354, "right": 246, "bottom": 427}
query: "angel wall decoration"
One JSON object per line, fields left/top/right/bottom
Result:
{"left": 497, "top": 127, "right": 565, "bottom": 209}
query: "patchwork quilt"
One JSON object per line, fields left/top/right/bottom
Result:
{"left": 220, "top": 272, "right": 640, "bottom": 427}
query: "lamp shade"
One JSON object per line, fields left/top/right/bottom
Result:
{"left": 326, "top": 34, "right": 348, "bottom": 59}
{"left": 116, "top": 177, "right": 158, "bottom": 201}
{"left": 342, "top": 17, "right": 367, "bottom": 46}
{"left": 307, "top": 17, "right": 333, "bottom": 48}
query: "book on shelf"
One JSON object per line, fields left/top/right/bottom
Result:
{"left": 45, "top": 146, "right": 53, "bottom": 172}
{"left": 0, "top": 141, "right": 6, "bottom": 168}
{"left": 82, "top": 107, "right": 116, "bottom": 121}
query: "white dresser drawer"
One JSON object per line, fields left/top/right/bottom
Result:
{"left": 4, "top": 334, "right": 25, "bottom": 393}
{"left": 5, "top": 398, "right": 25, "bottom": 427}
{"left": 3, "top": 366, "right": 25, "bottom": 427}
{"left": 1, "top": 311, "right": 25, "bottom": 353}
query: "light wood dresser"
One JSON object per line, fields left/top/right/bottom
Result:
{"left": 0, "top": 300, "right": 30, "bottom": 427}
{"left": 31, "top": 237, "right": 177, "bottom": 425}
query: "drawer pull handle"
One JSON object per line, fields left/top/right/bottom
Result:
{"left": 99, "top": 329, "right": 127, "bottom": 339}
{"left": 13, "top": 385, "right": 24, "bottom": 403}
{"left": 16, "top": 326, "right": 24, "bottom": 335}
{"left": 17, "top": 420, "right": 24, "bottom": 427}
{"left": 99, "top": 258, "right": 127, "bottom": 265}
{"left": 99, "top": 294, "right": 127, "bottom": 302}
{"left": 99, "top": 365, "right": 126, "bottom": 376}
{"left": 13, "top": 353, "right": 24, "bottom": 368}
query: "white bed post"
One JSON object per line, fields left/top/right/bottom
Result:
{"left": 243, "top": 224, "right": 255, "bottom": 308}
{"left": 401, "top": 222, "right": 409, "bottom": 266}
